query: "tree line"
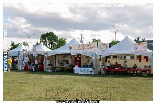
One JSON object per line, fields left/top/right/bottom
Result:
{"left": 10, "top": 32, "right": 146, "bottom": 50}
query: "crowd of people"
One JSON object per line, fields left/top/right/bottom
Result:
{"left": 6, "top": 55, "right": 150, "bottom": 74}
{"left": 105, "top": 60, "right": 139, "bottom": 70}
{"left": 6, "top": 56, "right": 45, "bottom": 72}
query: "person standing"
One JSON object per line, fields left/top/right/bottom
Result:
{"left": 35, "top": 58, "right": 38, "bottom": 72}
{"left": 106, "top": 60, "right": 111, "bottom": 69}
{"left": 12, "top": 57, "right": 15, "bottom": 70}
{"left": 41, "top": 57, "right": 44, "bottom": 65}
{"left": 21, "top": 59, "right": 25, "bottom": 71}
{"left": 28, "top": 59, "right": 31, "bottom": 71}
{"left": 106, "top": 60, "right": 111, "bottom": 74}
{"left": 7, "top": 56, "right": 12, "bottom": 72}
{"left": 123, "top": 60, "right": 127, "bottom": 69}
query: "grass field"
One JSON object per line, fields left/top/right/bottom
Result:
{"left": 3, "top": 70, "right": 153, "bottom": 101}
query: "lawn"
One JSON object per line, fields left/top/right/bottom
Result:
{"left": 3, "top": 70, "right": 153, "bottom": 101}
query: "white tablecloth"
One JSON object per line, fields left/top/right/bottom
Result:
{"left": 73, "top": 66, "right": 93, "bottom": 74}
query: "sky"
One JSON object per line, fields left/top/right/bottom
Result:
{"left": 3, "top": 3, "right": 153, "bottom": 50}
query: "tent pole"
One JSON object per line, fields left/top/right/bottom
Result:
{"left": 94, "top": 52, "right": 98, "bottom": 74}
{"left": 55, "top": 55, "right": 56, "bottom": 66}
{"left": 44, "top": 52, "right": 47, "bottom": 72}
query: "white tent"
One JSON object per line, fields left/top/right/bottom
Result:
{"left": 8, "top": 43, "right": 28, "bottom": 70}
{"left": 28, "top": 43, "right": 52, "bottom": 55}
{"left": 48, "top": 38, "right": 81, "bottom": 55}
{"left": 99, "top": 36, "right": 153, "bottom": 57}
{"left": 104, "top": 36, "right": 136, "bottom": 56}
{"left": 8, "top": 43, "right": 26, "bottom": 56}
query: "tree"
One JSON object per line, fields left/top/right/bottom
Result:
{"left": 10, "top": 41, "right": 20, "bottom": 50}
{"left": 110, "top": 40, "right": 119, "bottom": 47}
{"left": 56, "top": 38, "right": 66, "bottom": 49}
{"left": 92, "top": 38, "right": 101, "bottom": 43}
{"left": 134, "top": 37, "right": 146, "bottom": 44}
{"left": 134, "top": 36, "right": 141, "bottom": 44}
{"left": 10, "top": 41, "right": 29, "bottom": 50}
{"left": 35, "top": 41, "right": 40, "bottom": 45}
{"left": 23, "top": 41, "right": 29, "bottom": 46}
{"left": 40, "top": 32, "right": 58, "bottom": 50}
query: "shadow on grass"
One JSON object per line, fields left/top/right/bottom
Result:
{"left": 9, "top": 70, "right": 153, "bottom": 79}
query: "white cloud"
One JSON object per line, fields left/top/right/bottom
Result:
{"left": 3, "top": 3, "right": 153, "bottom": 50}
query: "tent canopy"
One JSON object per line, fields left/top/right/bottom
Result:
{"left": 9, "top": 43, "right": 26, "bottom": 52}
{"left": 106, "top": 36, "right": 136, "bottom": 55}
{"left": 28, "top": 43, "right": 52, "bottom": 55}
{"left": 8, "top": 43, "right": 27, "bottom": 56}
{"left": 36, "top": 43, "right": 51, "bottom": 52}
{"left": 48, "top": 38, "right": 81, "bottom": 55}
{"left": 99, "top": 36, "right": 153, "bottom": 57}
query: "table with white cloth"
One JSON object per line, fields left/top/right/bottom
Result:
{"left": 73, "top": 66, "right": 94, "bottom": 74}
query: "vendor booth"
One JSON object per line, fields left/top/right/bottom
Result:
{"left": 99, "top": 36, "right": 153, "bottom": 74}
{"left": 8, "top": 43, "right": 28, "bottom": 70}
{"left": 28, "top": 43, "right": 52, "bottom": 71}
{"left": 47, "top": 38, "right": 81, "bottom": 71}
{"left": 71, "top": 41, "right": 109, "bottom": 74}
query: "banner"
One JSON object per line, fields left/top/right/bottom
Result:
{"left": 133, "top": 42, "right": 147, "bottom": 55}
{"left": 79, "top": 68, "right": 93, "bottom": 74}
{"left": 71, "top": 42, "right": 109, "bottom": 55}
{"left": 147, "top": 52, "right": 153, "bottom": 66}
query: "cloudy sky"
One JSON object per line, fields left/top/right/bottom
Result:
{"left": 3, "top": 3, "right": 153, "bottom": 50}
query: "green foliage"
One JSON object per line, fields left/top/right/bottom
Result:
{"left": 40, "top": 32, "right": 58, "bottom": 50}
{"left": 10, "top": 41, "right": 29, "bottom": 50}
{"left": 35, "top": 41, "right": 40, "bottom": 45}
{"left": 23, "top": 41, "right": 29, "bottom": 46}
{"left": 10, "top": 41, "right": 20, "bottom": 50}
{"left": 92, "top": 38, "right": 101, "bottom": 43}
{"left": 134, "top": 37, "right": 146, "bottom": 44}
{"left": 56, "top": 38, "right": 66, "bottom": 49}
{"left": 111, "top": 40, "right": 120, "bottom": 46}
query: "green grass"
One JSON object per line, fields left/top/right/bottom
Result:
{"left": 3, "top": 70, "right": 153, "bottom": 101}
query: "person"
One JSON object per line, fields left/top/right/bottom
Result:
{"left": 28, "top": 59, "right": 31, "bottom": 71}
{"left": 89, "top": 62, "right": 93, "bottom": 68}
{"left": 123, "top": 60, "right": 127, "bottom": 69}
{"left": 34, "top": 58, "right": 38, "bottom": 72}
{"left": 21, "top": 59, "right": 25, "bottom": 71}
{"left": 7, "top": 56, "right": 12, "bottom": 72}
{"left": 12, "top": 57, "right": 15, "bottom": 70}
{"left": 106, "top": 60, "right": 111, "bottom": 69}
{"left": 32, "top": 60, "right": 35, "bottom": 71}
{"left": 41, "top": 57, "right": 44, "bottom": 65}
{"left": 83, "top": 63, "right": 89, "bottom": 68}
{"left": 24, "top": 55, "right": 29, "bottom": 63}
{"left": 105, "top": 60, "right": 111, "bottom": 74}
{"left": 115, "top": 62, "right": 119, "bottom": 69}
{"left": 133, "top": 64, "right": 137, "bottom": 69}
{"left": 133, "top": 64, "right": 137, "bottom": 74}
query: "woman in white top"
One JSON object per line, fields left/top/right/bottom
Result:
{"left": 106, "top": 60, "right": 111, "bottom": 69}
{"left": 123, "top": 60, "right": 127, "bottom": 69}
{"left": 105, "top": 60, "right": 111, "bottom": 74}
